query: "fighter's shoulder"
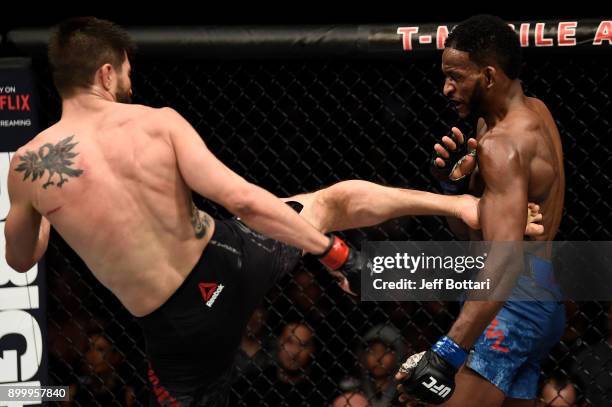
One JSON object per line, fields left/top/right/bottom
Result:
{"left": 119, "top": 104, "right": 168, "bottom": 122}
{"left": 9, "top": 128, "right": 53, "bottom": 176}
{"left": 119, "top": 105, "right": 186, "bottom": 136}
{"left": 14, "top": 126, "right": 60, "bottom": 156}
{"left": 478, "top": 129, "right": 518, "bottom": 158}
{"left": 477, "top": 130, "right": 524, "bottom": 179}
{"left": 506, "top": 105, "right": 544, "bottom": 137}
{"left": 136, "top": 106, "right": 186, "bottom": 128}
{"left": 480, "top": 115, "right": 539, "bottom": 154}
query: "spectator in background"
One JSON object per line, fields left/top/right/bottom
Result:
{"left": 48, "top": 313, "right": 91, "bottom": 387}
{"left": 572, "top": 302, "right": 612, "bottom": 406}
{"left": 235, "top": 305, "right": 274, "bottom": 377}
{"left": 562, "top": 301, "right": 591, "bottom": 346}
{"left": 537, "top": 374, "right": 579, "bottom": 407}
{"left": 64, "top": 327, "right": 133, "bottom": 406}
{"left": 332, "top": 391, "right": 370, "bottom": 407}
{"left": 288, "top": 268, "right": 330, "bottom": 322}
{"left": 355, "top": 324, "right": 406, "bottom": 407}
{"left": 234, "top": 321, "right": 334, "bottom": 406}
{"left": 277, "top": 323, "right": 315, "bottom": 375}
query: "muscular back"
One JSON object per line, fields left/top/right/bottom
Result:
{"left": 524, "top": 97, "right": 565, "bottom": 239}
{"left": 470, "top": 96, "right": 565, "bottom": 242}
{"left": 16, "top": 103, "right": 212, "bottom": 316}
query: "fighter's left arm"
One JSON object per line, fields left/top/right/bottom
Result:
{"left": 395, "top": 134, "right": 530, "bottom": 406}
{"left": 447, "top": 135, "right": 529, "bottom": 349}
{"left": 4, "top": 150, "right": 50, "bottom": 272}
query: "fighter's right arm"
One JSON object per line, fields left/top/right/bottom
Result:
{"left": 431, "top": 126, "right": 479, "bottom": 240}
{"left": 162, "top": 107, "right": 329, "bottom": 254}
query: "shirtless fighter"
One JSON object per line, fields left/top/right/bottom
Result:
{"left": 4, "top": 17, "right": 362, "bottom": 406}
{"left": 5, "top": 17, "right": 542, "bottom": 407}
{"left": 395, "top": 15, "right": 566, "bottom": 407}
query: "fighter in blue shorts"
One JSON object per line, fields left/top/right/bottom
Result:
{"left": 466, "top": 255, "right": 565, "bottom": 401}
{"left": 396, "top": 15, "right": 566, "bottom": 406}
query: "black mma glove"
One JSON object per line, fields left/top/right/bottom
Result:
{"left": 398, "top": 336, "right": 468, "bottom": 405}
{"left": 430, "top": 130, "right": 476, "bottom": 195}
{"left": 316, "top": 235, "right": 365, "bottom": 296}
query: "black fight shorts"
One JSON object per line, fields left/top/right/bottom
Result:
{"left": 136, "top": 217, "right": 301, "bottom": 406}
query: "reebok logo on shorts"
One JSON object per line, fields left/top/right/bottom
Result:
{"left": 199, "top": 282, "right": 225, "bottom": 308}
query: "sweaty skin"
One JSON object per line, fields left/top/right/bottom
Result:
{"left": 4, "top": 56, "right": 335, "bottom": 317}
{"left": 7, "top": 105, "right": 214, "bottom": 316}
{"left": 4, "top": 53, "right": 544, "bottom": 319}
{"left": 441, "top": 48, "right": 565, "bottom": 351}
{"left": 394, "top": 46, "right": 565, "bottom": 407}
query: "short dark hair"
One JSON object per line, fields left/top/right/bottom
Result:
{"left": 445, "top": 14, "right": 522, "bottom": 79}
{"left": 48, "top": 17, "right": 135, "bottom": 97}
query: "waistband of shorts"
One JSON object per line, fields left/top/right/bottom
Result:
{"left": 518, "top": 253, "right": 562, "bottom": 300}
{"left": 525, "top": 254, "right": 556, "bottom": 283}
{"left": 135, "top": 218, "right": 231, "bottom": 323}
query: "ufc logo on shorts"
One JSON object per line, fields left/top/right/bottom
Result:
{"left": 422, "top": 376, "right": 451, "bottom": 398}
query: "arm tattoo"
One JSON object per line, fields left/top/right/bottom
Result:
{"left": 190, "top": 202, "right": 210, "bottom": 239}
{"left": 15, "top": 135, "right": 84, "bottom": 189}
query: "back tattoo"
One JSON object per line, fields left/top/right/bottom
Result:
{"left": 15, "top": 135, "right": 84, "bottom": 189}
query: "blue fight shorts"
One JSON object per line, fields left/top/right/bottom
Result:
{"left": 466, "top": 255, "right": 566, "bottom": 399}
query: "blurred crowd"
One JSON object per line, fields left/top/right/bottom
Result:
{"left": 47, "top": 243, "right": 612, "bottom": 406}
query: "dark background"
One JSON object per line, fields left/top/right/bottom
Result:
{"left": 2, "top": 9, "right": 611, "bottom": 406}
{"left": 1, "top": 5, "right": 607, "bottom": 31}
